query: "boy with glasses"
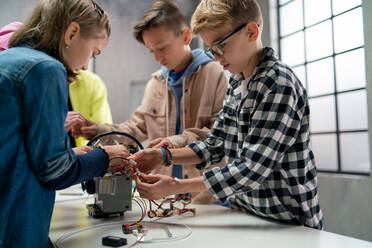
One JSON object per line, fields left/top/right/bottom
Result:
{"left": 132, "top": 0, "right": 323, "bottom": 229}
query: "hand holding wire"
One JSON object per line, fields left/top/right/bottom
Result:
{"left": 135, "top": 174, "right": 181, "bottom": 200}
{"left": 126, "top": 148, "right": 164, "bottom": 175}
{"left": 146, "top": 137, "right": 173, "bottom": 149}
{"left": 71, "top": 119, "right": 98, "bottom": 139}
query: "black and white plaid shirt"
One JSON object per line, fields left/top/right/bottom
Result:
{"left": 189, "top": 47, "right": 323, "bottom": 229}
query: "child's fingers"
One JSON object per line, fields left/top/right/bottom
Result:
{"left": 146, "top": 138, "right": 162, "bottom": 148}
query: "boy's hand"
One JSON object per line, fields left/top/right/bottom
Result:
{"left": 128, "top": 148, "right": 163, "bottom": 174}
{"left": 71, "top": 119, "right": 98, "bottom": 140}
{"left": 72, "top": 145, "right": 93, "bottom": 156}
{"left": 64, "top": 111, "right": 86, "bottom": 132}
{"left": 146, "top": 137, "right": 174, "bottom": 148}
{"left": 135, "top": 174, "right": 180, "bottom": 200}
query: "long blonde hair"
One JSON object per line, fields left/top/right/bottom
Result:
{"left": 9, "top": 0, "right": 111, "bottom": 82}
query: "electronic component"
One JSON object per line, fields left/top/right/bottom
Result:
{"left": 122, "top": 224, "right": 135, "bottom": 234}
{"left": 102, "top": 236, "right": 127, "bottom": 247}
{"left": 82, "top": 131, "right": 143, "bottom": 218}
{"left": 147, "top": 194, "right": 196, "bottom": 218}
{"left": 91, "top": 138, "right": 101, "bottom": 148}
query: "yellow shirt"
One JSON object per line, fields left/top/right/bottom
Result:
{"left": 69, "top": 70, "right": 113, "bottom": 146}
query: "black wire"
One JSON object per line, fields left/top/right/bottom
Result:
{"left": 87, "top": 131, "right": 144, "bottom": 149}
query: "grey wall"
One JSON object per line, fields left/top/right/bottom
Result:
{"left": 0, "top": 1, "right": 38, "bottom": 26}
{"left": 260, "top": 0, "right": 278, "bottom": 51}
{"left": 261, "top": 0, "right": 372, "bottom": 242}
{"left": 95, "top": 0, "right": 200, "bottom": 123}
{"left": 0, "top": 0, "right": 199, "bottom": 124}
{"left": 93, "top": 0, "right": 159, "bottom": 123}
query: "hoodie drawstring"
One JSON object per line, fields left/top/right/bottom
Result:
{"left": 182, "top": 78, "right": 186, "bottom": 131}
{"left": 165, "top": 74, "right": 170, "bottom": 137}
{"left": 165, "top": 74, "right": 187, "bottom": 138}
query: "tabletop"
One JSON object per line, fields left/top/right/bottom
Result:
{"left": 50, "top": 187, "right": 372, "bottom": 248}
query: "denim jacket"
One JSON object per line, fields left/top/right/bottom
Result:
{"left": 0, "top": 47, "right": 109, "bottom": 247}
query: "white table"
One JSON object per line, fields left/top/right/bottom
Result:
{"left": 50, "top": 189, "right": 372, "bottom": 248}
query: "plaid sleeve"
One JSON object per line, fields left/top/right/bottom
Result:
{"left": 188, "top": 109, "right": 226, "bottom": 170}
{"left": 204, "top": 85, "right": 303, "bottom": 203}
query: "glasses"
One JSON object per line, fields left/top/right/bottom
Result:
{"left": 204, "top": 24, "right": 246, "bottom": 59}
{"left": 92, "top": 1, "right": 104, "bottom": 16}
{"left": 205, "top": 23, "right": 260, "bottom": 59}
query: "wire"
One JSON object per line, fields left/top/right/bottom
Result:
{"left": 109, "top": 156, "right": 136, "bottom": 164}
{"left": 87, "top": 131, "right": 144, "bottom": 149}
{"left": 54, "top": 220, "right": 192, "bottom": 247}
{"left": 146, "top": 195, "right": 195, "bottom": 218}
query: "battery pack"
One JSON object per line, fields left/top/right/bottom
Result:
{"left": 102, "top": 236, "right": 127, "bottom": 247}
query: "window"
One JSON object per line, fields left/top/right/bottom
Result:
{"left": 278, "top": 0, "right": 369, "bottom": 174}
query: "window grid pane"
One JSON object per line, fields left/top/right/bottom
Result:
{"left": 305, "top": 20, "right": 333, "bottom": 61}
{"left": 309, "top": 96, "right": 336, "bottom": 133}
{"left": 279, "top": 0, "right": 293, "bottom": 6}
{"left": 310, "top": 134, "right": 338, "bottom": 171}
{"left": 278, "top": 0, "right": 369, "bottom": 174}
{"left": 279, "top": 0, "right": 304, "bottom": 37}
{"left": 340, "top": 132, "right": 370, "bottom": 173}
{"left": 337, "top": 90, "right": 368, "bottom": 131}
{"left": 307, "top": 57, "right": 334, "bottom": 97}
{"left": 335, "top": 48, "right": 366, "bottom": 91}
{"left": 333, "top": 7, "right": 364, "bottom": 54}
{"left": 304, "top": 0, "right": 331, "bottom": 27}
{"left": 332, "top": 0, "right": 362, "bottom": 15}
{"left": 280, "top": 31, "right": 305, "bottom": 66}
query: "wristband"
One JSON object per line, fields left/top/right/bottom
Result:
{"left": 160, "top": 147, "right": 168, "bottom": 166}
{"left": 160, "top": 143, "right": 173, "bottom": 167}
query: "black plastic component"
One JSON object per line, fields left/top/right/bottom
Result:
{"left": 127, "top": 144, "right": 139, "bottom": 154}
{"left": 102, "top": 236, "right": 127, "bottom": 247}
{"left": 81, "top": 179, "right": 96, "bottom": 194}
{"left": 87, "top": 204, "right": 123, "bottom": 219}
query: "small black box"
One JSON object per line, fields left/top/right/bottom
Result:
{"left": 102, "top": 236, "right": 127, "bottom": 247}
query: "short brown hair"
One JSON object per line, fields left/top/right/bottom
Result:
{"left": 191, "top": 0, "right": 263, "bottom": 34}
{"left": 133, "top": 0, "right": 187, "bottom": 44}
{"left": 9, "top": 0, "right": 111, "bottom": 82}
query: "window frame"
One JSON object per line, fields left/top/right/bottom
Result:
{"left": 277, "top": 0, "right": 369, "bottom": 175}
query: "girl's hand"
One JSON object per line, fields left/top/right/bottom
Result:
{"left": 72, "top": 145, "right": 93, "bottom": 155}
{"left": 101, "top": 145, "right": 129, "bottom": 159}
